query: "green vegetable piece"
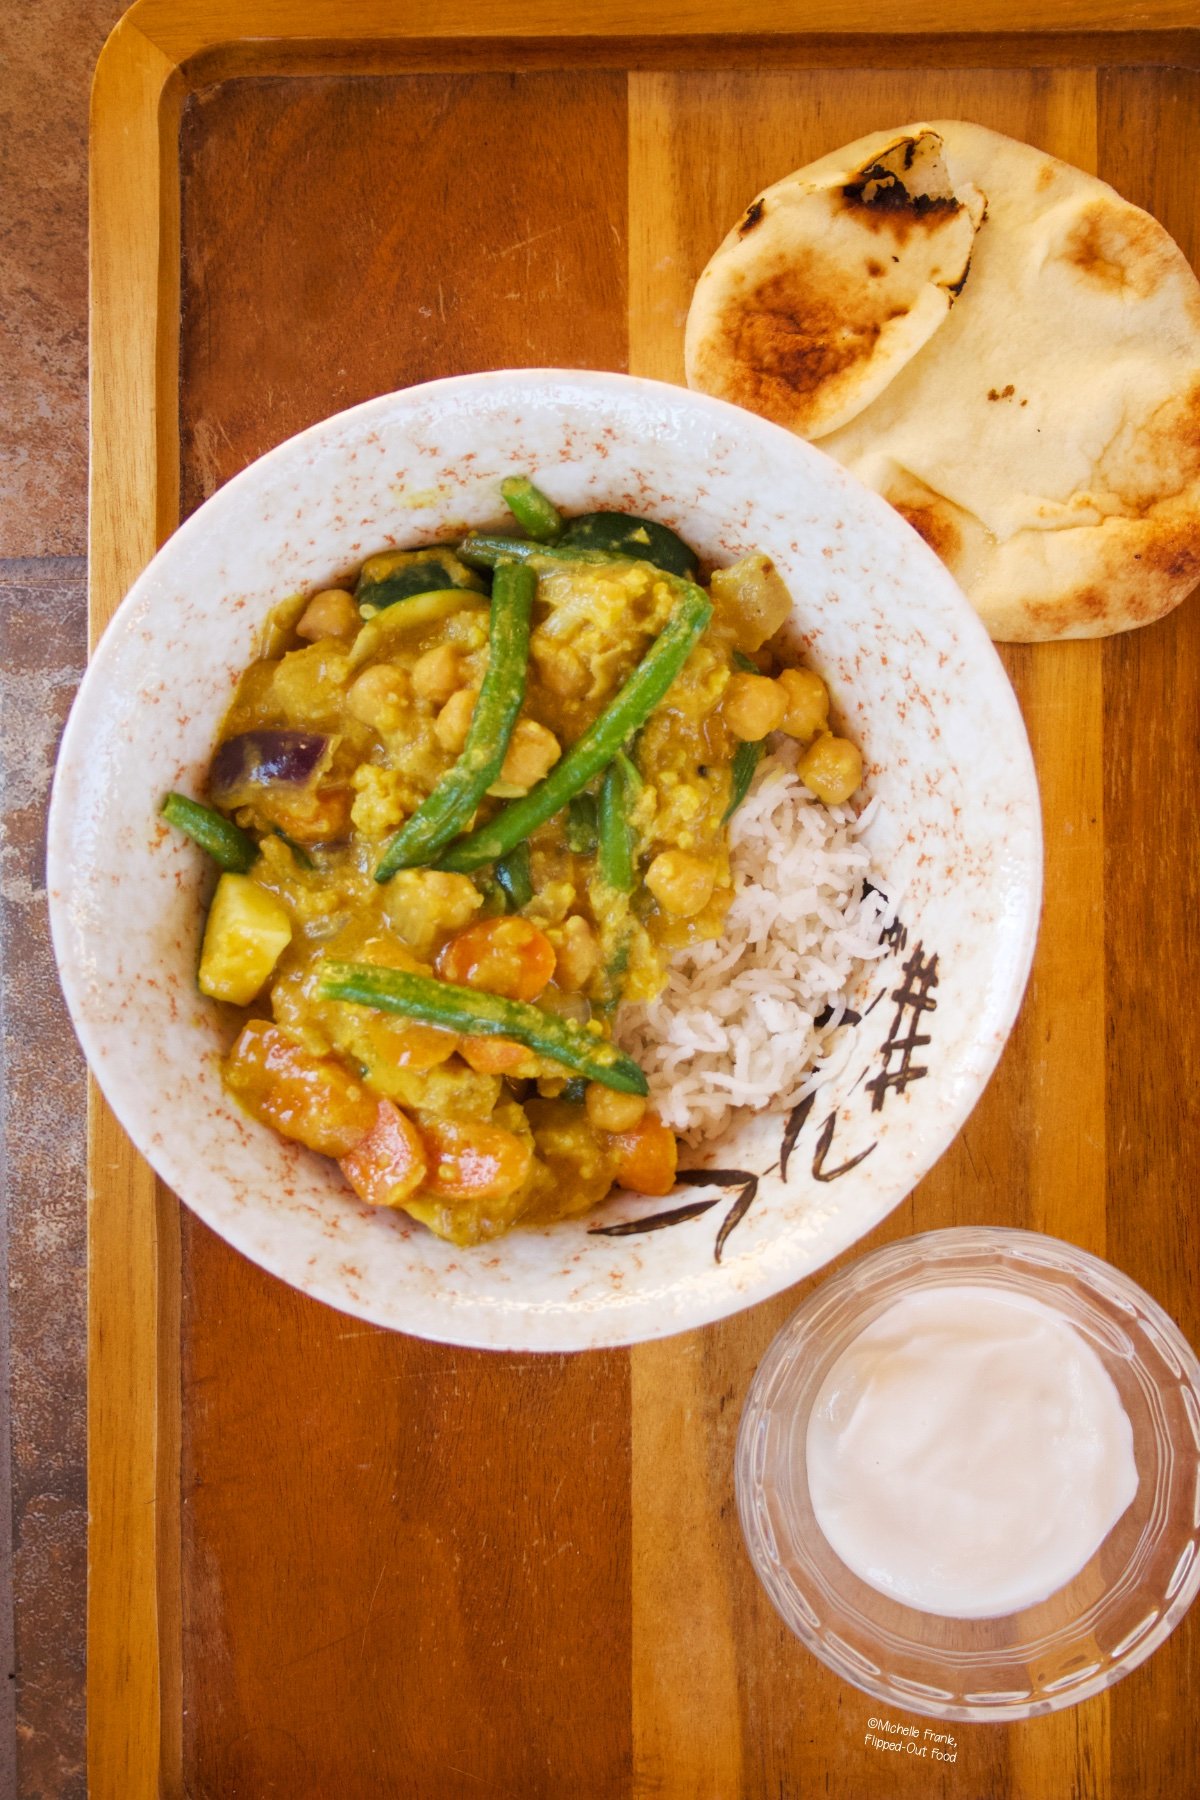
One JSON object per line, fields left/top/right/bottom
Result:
{"left": 374, "top": 562, "right": 535, "bottom": 879}
{"left": 318, "top": 962, "right": 648, "bottom": 1094}
{"left": 500, "top": 476, "right": 563, "bottom": 543}
{"left": 356, "top": 547, "right": 484, "bottom": 615}
{"left": 161, "top": 792, "right": 256, "bottom": 873}
{"left": 722, "top": 651, "right": 767, "bottom": 822}
{"left": 722, "top": 738, "right": 765, "bottom": 823}
{"left": 597, "top": 929, "right": 632, "bottom": 1017}
{"left": 560, "top": 511, "right": 697, "bottom": 578}
{"left": 271, "top": 826, "right": 315, "bottom": 869}
{"left": 566, "top": 793, "right": 598, "bottom": 855}
{"left": 456, "top": 534, "right": 615, "bottom": 573}
{"left": 560, "top": 1077, "right": 589, "bottom": 1103}
{"left": 495, "top": 841, "right": 533, "bottom": 911}
{"left": 349, "top": 590, "right": 488, "bottom": 669}
{"left": 439, "top": 584, "right": 713, "bottom": 872}
{"left": 598, "top": 759, "right": 635, "bottom": 893}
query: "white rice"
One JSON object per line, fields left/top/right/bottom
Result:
{"left": 617, "top": 744, "right": 893, "bottom": 1143}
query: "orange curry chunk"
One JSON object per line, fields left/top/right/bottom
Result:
{"left": 457, "top": 1034, "right": 538, "bottom": 1075}
{"left": 263, "top": 784, "right": 353, "bottom": 844}
{"left": 607, "top": 1113, "right": 678, "bottom": 1197}
{"left": 435, "top": 916, "right": 556, "bottom": 1001}
{"left": 224, "top": 1019, "right": 376, "bottom": 1157}
{"left": 417, "top": 1115, "right": 533, "bottom": 1202}
{"left": 340, "top": 1099, "right": 427, "bottom": 1208}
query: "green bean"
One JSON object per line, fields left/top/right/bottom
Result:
{"left": 500, "top": 476, "right": 563, "bottom": 543}
{"left": 597, "top": 929, "right": 632, "bottom": 1017}
{"left": 457, "top": 534, "right": 614, "bottom": 573}
{"left": 722, "top": 738, "right": 765, "bottom": 823}
{"left": 494, "top": 841, "right": 533, "bottom": 911}
{"left": 598, "top": 759, "right": 635, "bottom": 892}
{"left": 439, "top": 584, "right": 713, "bottom": 872}
{"left": 566, "top": 793, "right": 598, "bottom": 855}
{"left": 374, "top": 562, "right": 535, "bottom": 880}
{"left": 161, "top": 793, "right": 256, "bottom": 872}
{"left": 318, "top": 962, "right": 648, "bottom": 1094}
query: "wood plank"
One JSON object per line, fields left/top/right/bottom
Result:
{"left": 88, "top": 12, "right": 1200, "bottom": 1796}
{"left": 627, "top": 64, "right": 1114, "bottom": 1799}
{"left": 87, "top": 19, "right": 185, "bottom": 1799}
{"left": 176, "top": 69, "right": 633, "bottom": 1798}
{"left": 122, "top": 0, "right": 1200, "bottom": 66}
{"left": 1096, "top": 63, "right": 1200, "bottom": 1800}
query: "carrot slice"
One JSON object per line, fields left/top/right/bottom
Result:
{"left": 340, "top": 1100, "right": 427, "bottom": 1207}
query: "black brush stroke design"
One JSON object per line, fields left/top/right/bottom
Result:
{"left": 811, "top": 1111, "right": 876, "bottom": 1183}
{"left": 589, "top": 1168, "right": 760, "bottom": 1260}
{"left": 590, "top": 1197, "right": 723, "bottom": 1237}
{"left": 866, "top": 942, "right": 939, "bottom": 1112}
{"left": 780, "top": 1093, "right": 817, "bottom": 1182}
{"left": 714, "top": 1178, "right": 759, "bottom": 1263}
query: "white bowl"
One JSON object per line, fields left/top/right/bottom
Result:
{"left": 49, "top": 370, "right": 1041, "bottom": 1350}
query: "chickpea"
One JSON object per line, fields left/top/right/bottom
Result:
{"left": 496, "top": 719, "right": 561, "bottom": 792}
{"left": 585, "top": 1083, "right": 647, "bottom": 1133}
{"left": 554, "top": 915, "right": 600, "bottom": 991}
{"left": 347, "top": 663, "right": 408, "bottom": 732}
{"left": 412, "top": 643, "right": 464, "bottom": 704}
{"left": 723, "top": 671, "right": 787, "bottom": 742}
{"left": 295, "top": 588, "right": 359, "bottom": 641}
{"left": 799, "top": 733, "right": 863, "bottom": 805}
{"left": 645, "top": 850, "right": 716, "bottom": 918}
{"left": 434, "top": 686, "right": 478, "bottom": 752}
{"left": 776, "top": 666, "right": 830, "bottom": 742}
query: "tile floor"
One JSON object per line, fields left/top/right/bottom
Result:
{"left": 2, "top": 4, "right": 128, "bottom": 1793}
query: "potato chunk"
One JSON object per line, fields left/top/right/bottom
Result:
{"left": 198, "top": 874, "right": 292, "bottom": 1005}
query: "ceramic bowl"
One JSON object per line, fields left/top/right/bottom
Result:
{"left": 48, "top": 369, "right": 1041, "bottom": 1349}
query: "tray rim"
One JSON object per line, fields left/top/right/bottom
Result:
{"left": 87, "top": 4, "right": 1200, "bottom": 1794}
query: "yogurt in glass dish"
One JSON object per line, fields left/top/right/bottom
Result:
{"left": 735, "top": 1226, "right": 1200, "bottom": 1721}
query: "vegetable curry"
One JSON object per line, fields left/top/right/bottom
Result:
{"left": 162, "top": 481, "right": 862, "bottom": 1245}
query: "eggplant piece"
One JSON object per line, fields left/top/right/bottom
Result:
{"left": 557, "top": 511, "right": 698, "bottom": 578}
{"left": 209, "top": 730, "right": 330, "bottom": 807}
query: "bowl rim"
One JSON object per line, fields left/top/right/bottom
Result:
{"left": 49, "top": 367, "right": 1043, "bottom": 1348}
{"left": 735, "top": 1224, "right": 1200, "bottom": 1720}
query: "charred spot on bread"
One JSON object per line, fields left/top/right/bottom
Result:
{"left": 894, "top": 501, "right": 961, "bottom": 563}
{"left": 737, "top": 199, "right": 765, "bottom": 237}
{"left": 837, "top": 134, "right": 968, "bottom": 242}
{"left": 946, "top": 255, "right": 974, "bottom": 299}
{"left": 1062, "top": 200, "right": 1177, "bottom": 302}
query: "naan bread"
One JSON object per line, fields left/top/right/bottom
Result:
{"left": 686, "top": 128, "right": 986, "bottom": 439}
{"left": 686, "top": 121, "right": 1200, "bottom": 641}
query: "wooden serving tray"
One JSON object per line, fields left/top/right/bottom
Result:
{"left": 89, "top": 3, "right": 1200, "bottom": 1794}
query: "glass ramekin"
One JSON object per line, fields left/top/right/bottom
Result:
{"left": 735, "top": 1227, "right": 1200, "bottom": 1722}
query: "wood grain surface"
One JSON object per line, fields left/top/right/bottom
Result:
{"left": 88, "top": 6, "right": 1200, "bottom": 1796}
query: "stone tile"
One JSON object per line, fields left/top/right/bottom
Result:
{"left": 0, "top": 558, "right": 88, "bottom": 1800}
{"left": 0, "top": 1, "right": 126, "bottom": 555}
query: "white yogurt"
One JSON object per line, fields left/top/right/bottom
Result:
{"left": 805, "top": 1283, "right": 1139, "bottom": 1618}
